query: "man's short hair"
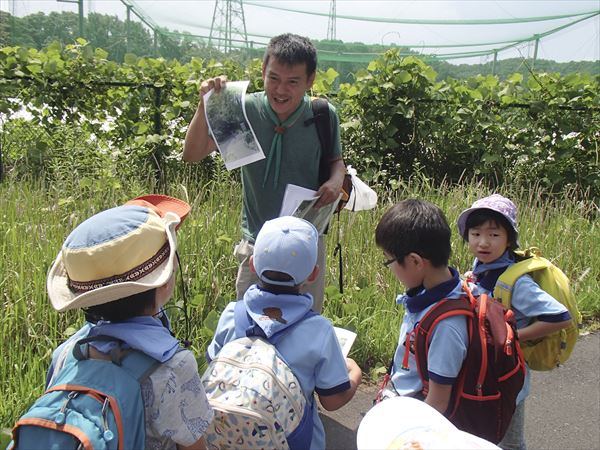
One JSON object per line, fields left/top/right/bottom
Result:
{"left": 375, "top": 199, "right": 451, "bottom": 268}
{"left": 263, "top": 33, "right": 317, "bottom": 76}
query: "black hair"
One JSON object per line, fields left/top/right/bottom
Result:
{"left": 463, "top": 209, "right": 518, "bottom": 249}
{"left": 84, "top": 288, "right": 157, "bottom": 323}
{"left": 375, "top": 199, "right": 451, "bottom": 268}
{"left": 263, "top": 33, "right": 317, "bottom": 76}
{"left": 257, "top": 270, "right": 301, "bottom": 295}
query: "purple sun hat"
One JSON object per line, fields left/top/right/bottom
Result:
{"left": 457, "top": 194, "right": 518, "bottom": 242}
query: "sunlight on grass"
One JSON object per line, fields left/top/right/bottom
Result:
{"left": 1, "top": 174, "right": 598, "bottom": 428}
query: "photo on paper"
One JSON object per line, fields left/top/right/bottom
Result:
{"left": 292, "top": 194, "right": 341, "bottom": 235}
{"left": 203, "top": 80, "right": 264, "bottom": 170}
{"left": 280, "top": 184, "right": 341, "bottom": 235}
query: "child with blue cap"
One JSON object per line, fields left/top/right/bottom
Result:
{"left": 205, "top": 216, "right": 362, "bottom": 450}
{"left": 458, "top": 193, "right": 572, "bottom": 450}
{"left": 13, "top": 195, "right": 213, "bottom": 450}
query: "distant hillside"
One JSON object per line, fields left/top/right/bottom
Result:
{"left": 312, "top": 40, "right": 598, "bottom": 83}
{"left": 431, "top": 58, "right": 600, "bottom": 80}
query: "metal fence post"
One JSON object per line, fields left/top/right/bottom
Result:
{"left": 152, "top": 85, "right": 166, "bottom": 190}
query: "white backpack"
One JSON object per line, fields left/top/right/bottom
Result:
{"left": 201, "top": 302, "right": 315, "bottom": 450}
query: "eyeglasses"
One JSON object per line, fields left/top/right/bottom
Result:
{"left": 382, "top": 257, "right": 398, "bottom": 267}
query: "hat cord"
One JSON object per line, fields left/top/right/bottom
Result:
{"left": 158, "top": 252, "right": 192, "bottom": 348}
{"left": 176, "top": 252, "right": 192, "bottom": 348}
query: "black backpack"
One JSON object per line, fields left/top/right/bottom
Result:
{"left": 310, "top": 97, "right": 352, "bottom": 211}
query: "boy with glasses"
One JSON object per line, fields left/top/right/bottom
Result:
{"left": 374, "top": 199, "right": 469, "bottom": 414}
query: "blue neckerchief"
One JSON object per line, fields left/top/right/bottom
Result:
{"left": 243, "top": 284, "right": 313, "bottom": 338}
{"left": 88, "top": 316, "right": 180, "bottom": 362}
{"left": 472, "top": 251, "right": 515, "bottom": 292}
{"left": 396, "top": 267, "right": 460, "bottom": 313}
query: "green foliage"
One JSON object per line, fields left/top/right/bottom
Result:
{"left": 0, "top": 40, "right": 251, "bottom": 185}
{"left": 436, "top": 57, "right": 600, "bottom": 81}
{"left": 1, "top": 10, "right": 226, "bottom": 63}
{"left": 1, "top": 175, "right": 597, "bottom": 429}
{"left": 1, "top": 42, "right": 598, "bottom": 199}
{"left": 336, "top": 49, "right": 600, "bottom": 200}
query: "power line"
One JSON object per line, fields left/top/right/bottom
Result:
{"left": 243, "top": 2, "right": 598, "bottom": 26}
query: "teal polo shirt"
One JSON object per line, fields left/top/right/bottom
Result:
{"left": 240, "top": 92, "right": 342, "bottom": 242}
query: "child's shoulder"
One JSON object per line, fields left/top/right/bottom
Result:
{"left": 148, "top": 348, "right": 197, "bottom": 379}
{"left": 289, "top": 314, "right": 340, "bottom": 352}
{"left": 146, "top": 349, "right": 203, "bottom": 396}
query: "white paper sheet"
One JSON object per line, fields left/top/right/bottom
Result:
{"left": 280, "top": 184, "right": 341, "bottom": 235}
{"left": 333, "top": 326, "right": 357, "bottom": 358}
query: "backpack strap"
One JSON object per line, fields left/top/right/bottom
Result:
{"left": 413, "top": 296, "right": 473, "bottom": 391}
{"left": 72, "top": 335, "right": 161, "bottom": 381}
{"left": 309, "top": 97, "right": 334, "bottom": 185}
{"left": 233, "top": 301, "right": 317, "bottom": 346}
{"left": 309, "top": 97, "right": 351, "bottom": 292}
{"left": 494, "top": 256, "right": 552, "bottom": 309}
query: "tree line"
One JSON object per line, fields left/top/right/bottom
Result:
{"left": 1, "top": 10, "right": 598, "bottom": 81}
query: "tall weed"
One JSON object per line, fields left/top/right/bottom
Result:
{"left": 1, "top": 172, "right": 598, "bottom": 428}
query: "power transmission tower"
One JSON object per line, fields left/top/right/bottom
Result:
{"left": 209, "top": 0, "right": 249, "bottom": 53}
{"left": 327, "top": 0, "right": 336, "bottom": 41}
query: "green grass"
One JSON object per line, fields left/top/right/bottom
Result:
{"left": 1, "top": 173, "right": 598, "bottom": 429}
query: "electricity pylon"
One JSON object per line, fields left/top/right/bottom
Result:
{"left": 209, "top": 0, "right": 249, "bottom": 53}
{"left": 327, "top": 0, "right": 336, "bottom": 41}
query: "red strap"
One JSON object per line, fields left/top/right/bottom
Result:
{"left": 401, "top": 332, "right": 411, "bottom": 371}
{"left": 375, "top": 373, "right": 391, "bottom": 404}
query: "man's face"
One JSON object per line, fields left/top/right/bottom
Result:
{"left": 262, "top": 57, "right": 315, "bottom": 122}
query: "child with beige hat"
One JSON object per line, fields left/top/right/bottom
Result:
{"left": 12, "top": 195, "right": 213, "bottom": 450}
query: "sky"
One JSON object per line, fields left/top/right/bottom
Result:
{"left": 4, "top": 0, "right": 600, "bottom": 65}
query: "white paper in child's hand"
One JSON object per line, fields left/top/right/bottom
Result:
{"left": 334, "top": 326, "right": 357, "bottom": 357}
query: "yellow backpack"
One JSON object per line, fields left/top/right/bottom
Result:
{"left": 493, "top": 248, "right": 581, "bottom": 371}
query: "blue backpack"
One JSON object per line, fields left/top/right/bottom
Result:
{"left": 10, "top": 335, "right": 159, "bottom": 450}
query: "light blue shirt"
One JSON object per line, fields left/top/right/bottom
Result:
{"left": 206, "top": 286, "right": 351, "bottom": 450}
{"left": 391, "top": 272, "right": 469, "bottom": 396}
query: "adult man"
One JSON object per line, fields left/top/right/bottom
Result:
{"left": 183, "top": 33, "right": 345, "bottom": 313}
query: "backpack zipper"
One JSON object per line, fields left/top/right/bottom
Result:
{"left": 211, "top": 356, "right": 304, "bottom": 415}
{"left": 46, "top": 385, "right": 122, "bottom": 448}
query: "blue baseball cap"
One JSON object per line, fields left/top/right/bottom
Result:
{"left": 253, "top": 216, "right": 318, "bottom": 287}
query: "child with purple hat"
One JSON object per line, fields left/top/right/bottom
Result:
{"left": 457, "top": 193, "right": 572, "bottom": 450}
